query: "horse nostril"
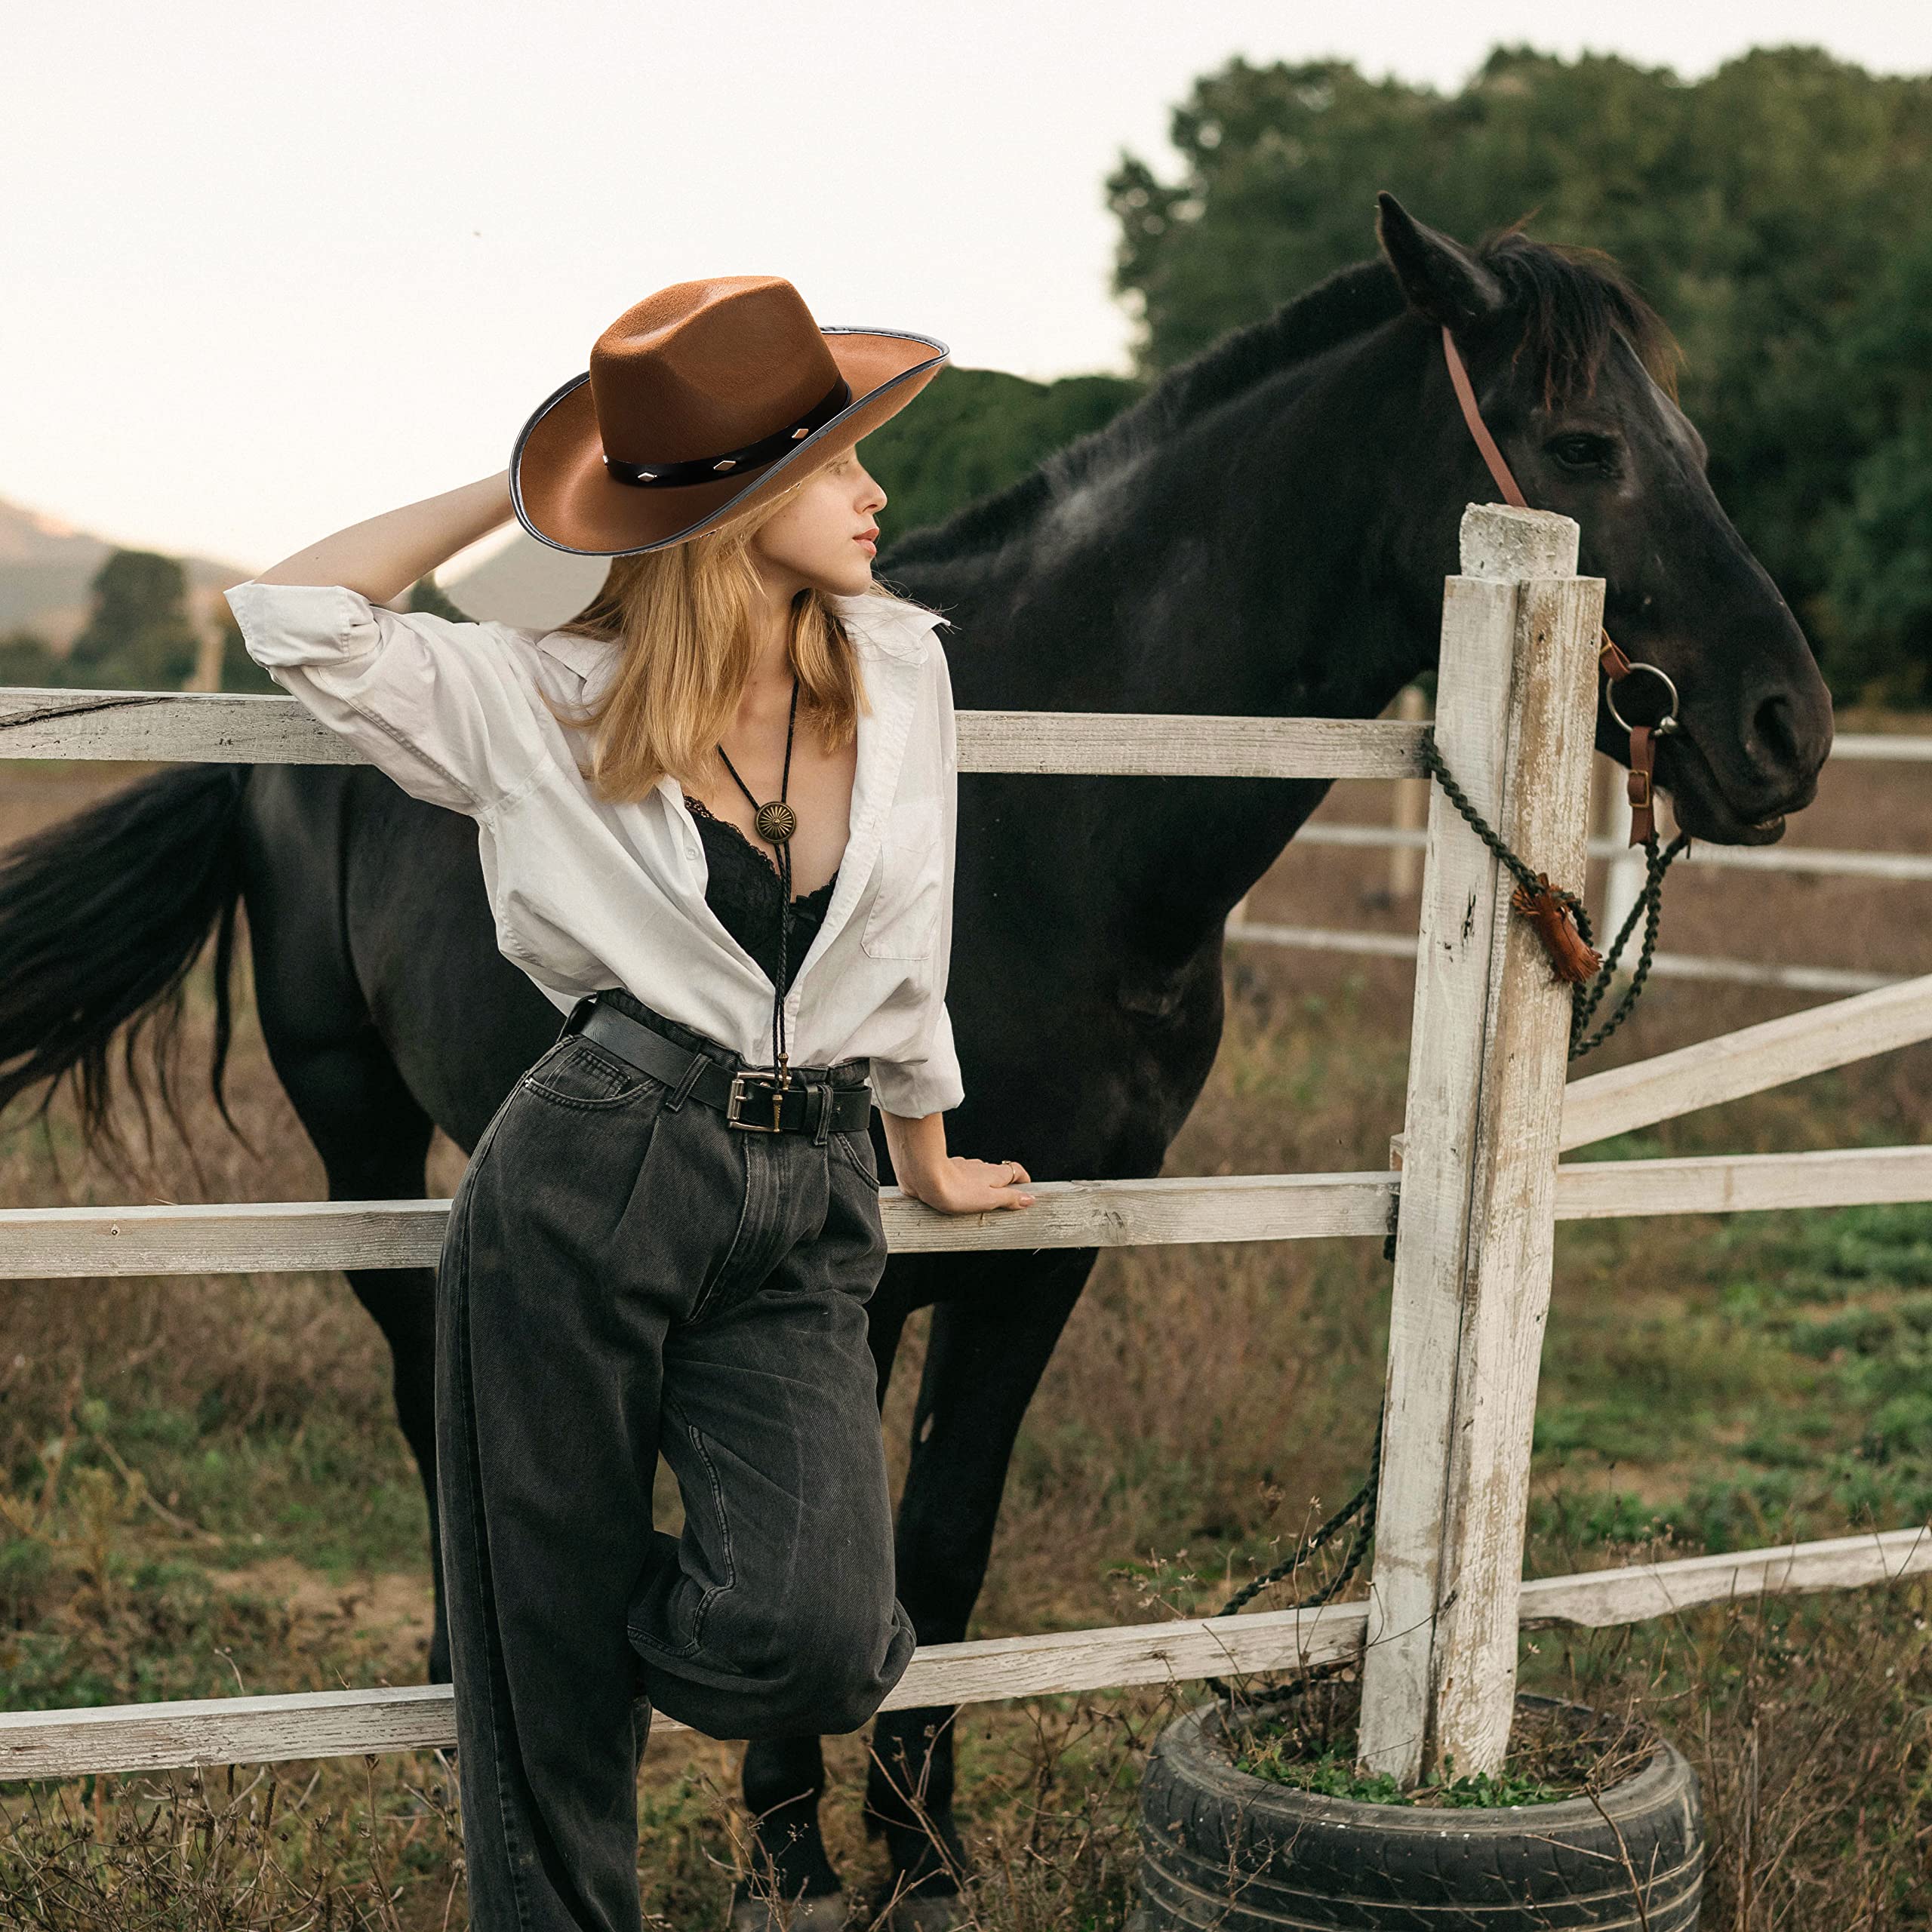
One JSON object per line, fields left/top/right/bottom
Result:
{"left": 1752, "top": 691, "right": 1804, "bottom": 771}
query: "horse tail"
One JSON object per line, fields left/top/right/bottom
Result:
{"left": 0, "top": 762, "right": 252, "bottom": 1177}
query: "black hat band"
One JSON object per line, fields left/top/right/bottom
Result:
{"left": 601, "top": 376, "right": 854, "bottom": 489}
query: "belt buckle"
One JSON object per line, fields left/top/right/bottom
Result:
{"left": 727, "top": 1069, "right": 790, "bottom": 1133}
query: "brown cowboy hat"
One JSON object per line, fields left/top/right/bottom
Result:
{"left": 509, "top": 275, "right": 948, "bottom": 555}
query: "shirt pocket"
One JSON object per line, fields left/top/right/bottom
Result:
{"left": 860, "top": 795, "right": 944, "bottom": 961}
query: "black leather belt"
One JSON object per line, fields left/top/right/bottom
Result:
{"left": 560, "top": 993, "right": 872, "bottom": 1137}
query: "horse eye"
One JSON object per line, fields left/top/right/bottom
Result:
{"left": 1546, "top": 432, "right": 1619, "bottom": 473}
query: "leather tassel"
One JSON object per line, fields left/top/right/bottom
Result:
{"left": 1510, "top": 875, "right": 1602, "bottom": 985}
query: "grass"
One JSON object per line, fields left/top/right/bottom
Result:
{"left": 1239, "top": 1749, "right": 1583, "bottom": 1809}
{"left": 1530, "top": 1203, "right": 1932, "bottom": 1556}
{"left": 1229, "top": 1681, "right": 1656, "bottom": 1808}
{"left": 0, "top": 745, "right": 1929, "bottom": 1925}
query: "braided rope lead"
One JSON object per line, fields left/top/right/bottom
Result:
{"left": 1418, "top": 736, "right": 1688, "bottom": 1064}
{"left": 1204, "top": 1407, "right": 1385, "bottom": 1709}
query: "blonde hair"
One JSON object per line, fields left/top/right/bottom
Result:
{"left": 541, "top": 479, "right": 900, "bottom": 804}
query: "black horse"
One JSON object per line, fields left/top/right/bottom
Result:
{"left": 0, "top": 198, "right": 1829, "bottom": 1925}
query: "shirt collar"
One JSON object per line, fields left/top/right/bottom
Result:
{"left": 528, "top": 629, "right": 614, "bottom": 684}
{"left": 827, "top": 589, "right": 945, "bottom": 661}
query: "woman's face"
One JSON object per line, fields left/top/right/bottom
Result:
{"left": 746, "top": 443, "right": 887, "bottom": 599}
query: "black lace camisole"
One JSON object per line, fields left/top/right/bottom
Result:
{"left": 683, "top": 793, "right": 838, "bottom": 996}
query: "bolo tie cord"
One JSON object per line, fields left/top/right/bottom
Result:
{"left": 715, "top": 674, "right": 801, "bottom": 1082}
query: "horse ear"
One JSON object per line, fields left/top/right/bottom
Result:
{"left": 1375, "top": 192, "right": 1503, "bottom": 331}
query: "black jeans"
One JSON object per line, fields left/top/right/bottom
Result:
{"left": 434, "top": 989, "right": 916, "bottom": 1932}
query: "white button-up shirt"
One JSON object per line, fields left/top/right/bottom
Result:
{"left": 223, "top": 579, "right": 965, "bottom": 1116}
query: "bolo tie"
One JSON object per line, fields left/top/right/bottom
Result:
{"left": 715, "top": 675, "right": 804, "bottom": 1088}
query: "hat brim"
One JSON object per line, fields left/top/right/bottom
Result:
{"left": 509, "top": 327, "right": 949, "bottom": 556}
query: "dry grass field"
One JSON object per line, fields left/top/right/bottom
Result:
{"left": 1, "top": 723, "right": 1929, "bottom": 1928}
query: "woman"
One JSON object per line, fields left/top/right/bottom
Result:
{"left": 224, "top": 276, "right": 1034, "bottom": 1932}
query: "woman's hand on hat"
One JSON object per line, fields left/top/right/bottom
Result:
{"left": 251, "top": 471, "right": 513, "bottom": 605}
{"left": 899, "top": 1152, "right": 1035, "bottom": 1216}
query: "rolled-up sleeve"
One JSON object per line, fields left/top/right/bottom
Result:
{"left": 869, "top": 632, "right": 966, "bottom": 1118}
{"left": 872, "top": 997, "right": 965, "bottom": 1119}
{"left": 224, "top": 580, "right": 546, "bottom": 814}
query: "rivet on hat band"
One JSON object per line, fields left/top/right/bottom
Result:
{"left": 602, "top": 377, "right": 854, "bottom": 489}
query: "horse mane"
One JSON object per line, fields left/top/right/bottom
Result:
{"left": 884, "top": 228, "right": 1680, "bottom": 568}
{"left": 1481, "top": 224, "right": 1681, "bottom": 410}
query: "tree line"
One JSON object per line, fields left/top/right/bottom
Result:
{"left": 20, "top": 45, "right": 1930, "bottom": 702}
{"left": 887, "top": 43, "right": 1932, "bottom": 704}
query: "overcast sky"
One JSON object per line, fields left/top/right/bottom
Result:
{"left": 9, "top": 2, "right": 1932, "bottom": 571}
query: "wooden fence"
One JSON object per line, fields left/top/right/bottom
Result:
{"left": 2, "top": 501, "right": 1928, "bottom": 1787}
{"left": 1229, "top": 714, "right": 1932, "bottom": 997}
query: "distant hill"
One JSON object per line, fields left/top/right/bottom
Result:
{"left": 0, "top": 489, "right": 613, "bottom": 647}
{"left": 0, "top": 495, "right": 253, "bottom": 651}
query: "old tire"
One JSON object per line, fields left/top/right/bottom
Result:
{"left": 1132, "top": 1693, "right": 1703, "bottom": 1930}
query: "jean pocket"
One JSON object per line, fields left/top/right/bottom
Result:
{"left": 521, "top": 1035, "right": 667, "bottom": 1111}
{"left": 829, "top": 1122, "right": 880, "bottom": 1189}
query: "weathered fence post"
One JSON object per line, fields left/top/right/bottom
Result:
{"left": 1357, "top": 503, "right": 1604, "bottom": 1783}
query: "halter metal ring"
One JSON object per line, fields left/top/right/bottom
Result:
{"left": 1605, "top": 661, "right": 1681, "bottom": 737}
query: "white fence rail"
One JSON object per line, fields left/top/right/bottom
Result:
{"left": 1229, "top": 719, "right": 1932, "bottom": 993}
{"left": 2, "top": 504, "right": 1927, "bottom": 1787}
{"left": 1292, "top": 817, "right": 1932, "bottom": 884}
{"left": 11, "top": 1146, "right": 1932, "bottom": 1278}
{"left": 1561, "top": 971, "right": 1932, "bottom": 1149}
{"left": 2, "top": 1526, "right": 1921, "bottom": 1780}
{"left": 1832, "top": 733, "right": 1932, "bottom": 761}
{"left": 1230, "top": 918, "right": 1900, "bottom": 995}
{"left": 0, "top": 691, "right": 1427, "bottom": 780}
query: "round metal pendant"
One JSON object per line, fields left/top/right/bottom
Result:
{"left": 755, "top": 800, "right": 796, "bottom": 844}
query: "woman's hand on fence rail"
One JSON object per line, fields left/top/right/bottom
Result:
{"left": 903, "top": 1154, "right": 1036, "bottom": 1215}
{"left": 881, "top": 1107, "right": 1035, "bottom": 1213}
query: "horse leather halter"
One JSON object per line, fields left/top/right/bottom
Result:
{"left": 1440, "top": 325, "right": 1679, "bottom": 845}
